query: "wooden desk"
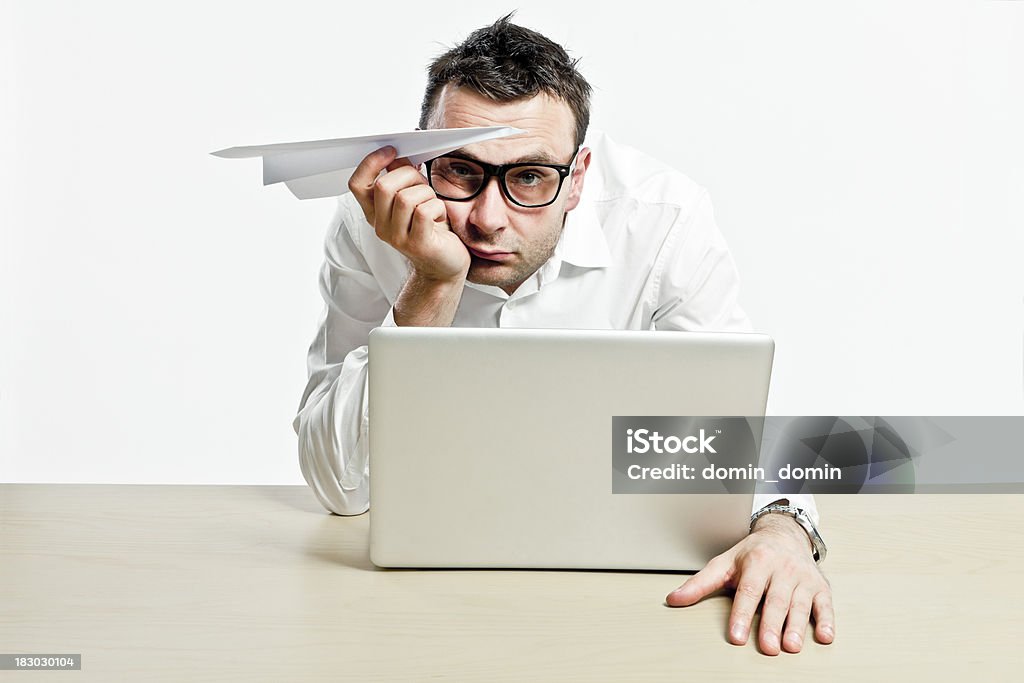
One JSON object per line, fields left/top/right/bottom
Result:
{"left": 1, "top": 485, "right": 1022, "bottom": 681}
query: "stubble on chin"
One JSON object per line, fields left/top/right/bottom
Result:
{"left": 466, "top": 260, "right": 527, "bottom": 290}
{"left": 466, "top": 245, "right": 558, "bottom": 291}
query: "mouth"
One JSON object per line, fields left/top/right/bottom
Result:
{"left": 467, "top": 246, "right": 515, "bottom": 263}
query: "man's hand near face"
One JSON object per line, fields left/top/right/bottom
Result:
{"left": 348, "top": 146, "right": 470, "bottom": 327}
{"left": 666, "top": 514, "right": 835, "bottom": 655}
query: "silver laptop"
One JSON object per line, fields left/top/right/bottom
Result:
{"left": 368, "top": 328, "right": 774, "bottom": 571}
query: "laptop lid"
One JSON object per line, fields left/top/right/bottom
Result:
{"left": 368, "top": 328, "right": 774, "bottom": 571}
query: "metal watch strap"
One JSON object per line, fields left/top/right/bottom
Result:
{"left": 749, "top": 504, "right": 828, "bottom": 564}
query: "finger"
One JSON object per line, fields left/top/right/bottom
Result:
{"left": 348, "top": 146, "right": 398, "bottom": 223}
{"left": 386, "top": 156, "right": 415, "bottom": 173}
{"left": 409, "top": 196, "right": 449, "bottom": 243}
{"left": 391, "top": 185, "right": 442, "bottom": 246}
{"left": 757, "top": 578, "right": 795, "bottom": 656}
{"left": 666, "top": 554, "right": 732, "bottom": 607}
{"left": 727, "top": 569, "right": 769, "bottom": 646}
{"left": 782, "top": 588, "right": 814, "bottom": 654}
{"left": 372, "top": 166, "right": 429, "bottom": 241}
{"left": 811, "top": 590, "right": 836, "bottom": 644}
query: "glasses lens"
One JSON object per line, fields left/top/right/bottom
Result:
{"left": 503, "top": 165, "right": 562, "bottom": 207}
{"left": 429, "top": 158, "right": 485, "bottom": 199}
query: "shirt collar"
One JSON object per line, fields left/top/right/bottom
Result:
{"left": 555, "top": 198, "right": 612, "bottom": 269}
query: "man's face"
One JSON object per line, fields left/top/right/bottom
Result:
{"left": 428, "top": 85, "right": 591, "bottom": 294}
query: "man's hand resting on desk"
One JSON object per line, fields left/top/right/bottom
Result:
{"left": 666, "top": 514, "right": 835, "bottom": 655}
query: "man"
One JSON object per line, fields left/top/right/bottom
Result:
{"left": 293, "top": 14, "right": 835, "bottom": 656}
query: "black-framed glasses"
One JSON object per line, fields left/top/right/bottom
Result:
{"left": 424, "top": 148, "right": 579, "bottom": 208}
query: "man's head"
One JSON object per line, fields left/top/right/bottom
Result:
{"left": 418, "top": 14, "right": 594, "bottom": 294}
{"left": 419, "top": 13, "right": 592, "bottom": 149}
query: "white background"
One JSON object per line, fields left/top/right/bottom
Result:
{"left": 2, "top": 0, "right": 1022, "bottom": 484}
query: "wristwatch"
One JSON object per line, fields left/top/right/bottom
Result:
{"left": 749, "top": 504, "right": 828, "bottom": 564}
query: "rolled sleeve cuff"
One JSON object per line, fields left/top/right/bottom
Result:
{"left": 751, "top": 492, "right": 820, "bottom": 530}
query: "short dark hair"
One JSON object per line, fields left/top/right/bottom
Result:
{"left": 418, "top": 13, "right": 592, "bottom": 149}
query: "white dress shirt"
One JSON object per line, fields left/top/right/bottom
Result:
{"left": 293, "top": 128, "right": 818, "bottom": 529}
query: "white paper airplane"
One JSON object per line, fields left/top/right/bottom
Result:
{"left": 211, "top": 126, "right": 526, "bottom": 200}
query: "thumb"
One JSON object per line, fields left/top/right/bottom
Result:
{"left": 666, "top": 555, "right": 731, "bottom": 607}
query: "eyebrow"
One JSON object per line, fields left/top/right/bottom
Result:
{"left": 446, "top": 149, "right": 562, "bottom": 165}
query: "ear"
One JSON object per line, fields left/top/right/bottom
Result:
{"left": 563, "top": 146, "right": 592, "bottom": 213}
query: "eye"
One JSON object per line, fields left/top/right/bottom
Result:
{"left": 448, "top": 162, "right": 475, "bottom": 177}
{"left": 511, "top": 170, "right": 543, "bottom": 186}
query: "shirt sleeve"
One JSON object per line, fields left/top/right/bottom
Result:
{"left": 649, "top": 190, "right": 821, "bottom": 531}
{"left": 292, "top": 198, "right": 394, "bottom": 516}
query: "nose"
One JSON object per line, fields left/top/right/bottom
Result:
{"left": 466, "top": 176, "right": 508, "bottom": 236}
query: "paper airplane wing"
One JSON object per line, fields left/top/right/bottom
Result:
{"left": 211, "top": 126, "right": 526, "bottom": 200}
